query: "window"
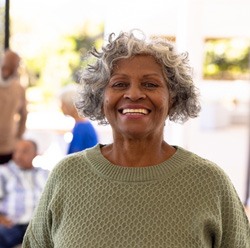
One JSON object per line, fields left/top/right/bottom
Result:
{"left": 203, "top": 38, "right": 250, "bottom": 81}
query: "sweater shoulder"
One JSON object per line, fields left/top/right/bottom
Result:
{"left": 178, "top": 147, "right": 234, "bottom": 188}
{"left": 50, "top": 145, "right": 98, "bottom": 177}
{"left": 179, "top": 146, "right": 225, "bottom": 170}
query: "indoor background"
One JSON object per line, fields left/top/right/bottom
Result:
{"left": 1, "top": 0, "right": 249, "bottom": 204}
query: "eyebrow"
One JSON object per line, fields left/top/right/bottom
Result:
{"left": 111, "top": 73, "right": 163, "bottom": 78}
{"left": 142, "top": 73, "right": 163, "bottom": 78}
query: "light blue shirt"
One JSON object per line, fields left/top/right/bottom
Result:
{"left": 0, "top": 161, "right": 49, "bottom": 224}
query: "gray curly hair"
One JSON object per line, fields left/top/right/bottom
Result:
{"left": 76, "top": 30, "right": 201, "bottom": 125}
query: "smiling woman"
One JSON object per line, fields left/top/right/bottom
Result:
{"left": 22, "top": 30, "right": 250, "bottom": 248}
{"left": 77, "top": 31, "right": 200, "bottom": 125}
{"left": 103, "top": 55, "right": 171, "bottom": 144}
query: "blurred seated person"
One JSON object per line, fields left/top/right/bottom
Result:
{"left": 59, "top": 84, "right": 98, "bottom": 154}
{"left": 0, "top": 49, "right": 28, "bottom": 164}
{"left": 0, "top": 139, "right": 49, "bottom": 248}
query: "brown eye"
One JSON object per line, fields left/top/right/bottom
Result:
{"left": 112, "top": 82, "right": 129, "bottom": 89}
{"left": 142, "top": 82, "right": 159, "bottom": 89}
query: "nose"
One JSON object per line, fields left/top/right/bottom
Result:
{"left": 123, "top": 84, "right": 146, "bottom": 101}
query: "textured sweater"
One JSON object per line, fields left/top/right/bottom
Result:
{"left": 22, "top": 145, "right": 250, "bottom": 248}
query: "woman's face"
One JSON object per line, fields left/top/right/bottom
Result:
{"left": 103, "top": 55, "right": 170, "bottom": 139}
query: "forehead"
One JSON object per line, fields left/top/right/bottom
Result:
{"left": 113, "top": 55, "right": 162, "bottom": 73}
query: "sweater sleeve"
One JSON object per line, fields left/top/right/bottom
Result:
{"left": 215, "top": 167, "right": 250, "bottom": 247}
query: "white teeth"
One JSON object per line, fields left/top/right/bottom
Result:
{"left": 122, "top": 109, "right": 149, "bottom": 115}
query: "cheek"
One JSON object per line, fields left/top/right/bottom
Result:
{"left": 103, "top": 92, "right": 109, "bottom": 105}
{"left": 103, "top": 89, "right": 116, "bottom": 109}
{"left": 159, "top": 94, "right": 170, "bottom": 106}
{"left": 102, "top": 91, "right": 120, "bottom": 122}
{"left": 103, "top": 89, "right": 109, "bottom": 103}
{"left": 157, "top": 95, "right": 171, "bottom": 116}
{"left": 102, "top": 94, "right": 112, "bottom": 116}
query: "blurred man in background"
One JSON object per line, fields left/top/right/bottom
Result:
{"left": 0, "top": 139, "right": 49, "bottom": 247}
{"left": 0, "top": 49, "right": 28, "bottom": 164}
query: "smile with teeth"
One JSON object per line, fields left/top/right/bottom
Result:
{"left": 121, "top": 109, "right": 149, "bottom": 115}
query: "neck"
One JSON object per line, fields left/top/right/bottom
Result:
{"left": 101, "top": 138, "right": 176, "bottom": 167}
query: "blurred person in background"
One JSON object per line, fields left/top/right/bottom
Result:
{"left": 0, "top": 49, "right": 28, "bottom": 165}
{"left": 0, "top": 139, "right": 49, "bottom": 248}
{"left": 59, "top": 84, "right": 98, "bottom": 154}
{"left": 23, "top": 31, "right": 250, "bottom": 247}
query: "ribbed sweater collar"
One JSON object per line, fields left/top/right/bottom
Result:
{"left": 85, "top": 145, "right": 193, "bottom": 182}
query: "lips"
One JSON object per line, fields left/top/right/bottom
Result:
{"left": 121, "top": 108, "right": 150, "bottom": 115}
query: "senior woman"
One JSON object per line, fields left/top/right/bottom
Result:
{"left": 23, "top": 31, "right": 250, "bottom": 247}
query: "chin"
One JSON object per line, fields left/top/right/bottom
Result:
{"left": 123, "top": 130, "right": 151, "bottom": 139}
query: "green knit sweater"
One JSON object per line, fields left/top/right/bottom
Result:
{"left": 23, "top": 145, "right": 250, "bottom": 248}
